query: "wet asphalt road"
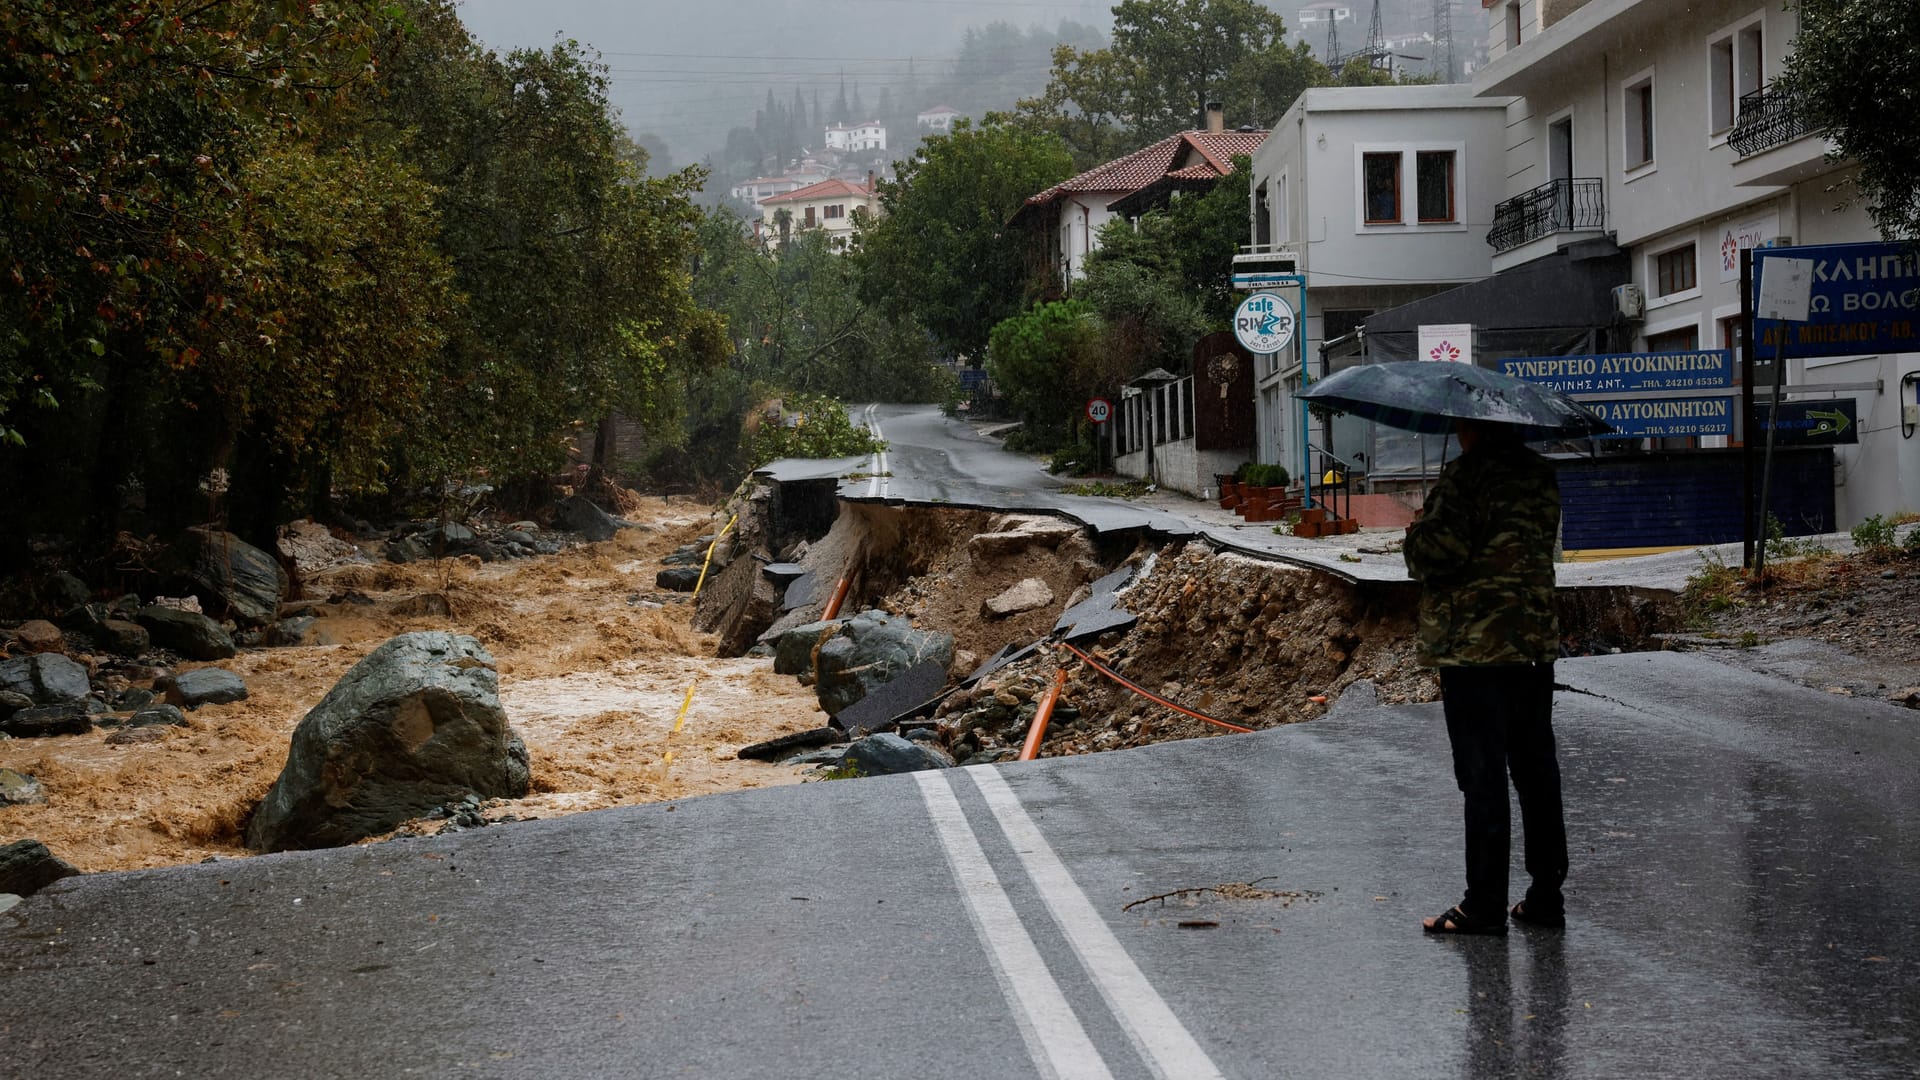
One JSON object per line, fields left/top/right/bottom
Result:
{"left": 4, "top": 651, "right": 1915, "bottom": 1078}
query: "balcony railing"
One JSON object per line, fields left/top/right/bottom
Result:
{"left": 1487, "top": 178, "right": 1606, "bottom": 253}
{"left": 1727, "top": 85, "right": 1817, "bottom": 158}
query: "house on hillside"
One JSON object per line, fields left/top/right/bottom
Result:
{"left": 730, "top": 175, "right": 806, "bottom": 205}
{"left": 824, "top": 121, "right": 886, "bottom": 154}
{"left": 1347, "top": 0, "right": 1917, "bottom": 544}
{"left": 1244, "top": 85, "right": 1512, "bottom": 479}
{"left": 1012, "top": 106, "right": 1269, "bottom": 287}
{"left": 916, "top": 105, "right": 961, "bottom": 133}
{"left": 758, "top": 177, "right": 878, "bottom": 252}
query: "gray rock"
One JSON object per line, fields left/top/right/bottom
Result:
{"left": 130, "top": 704, "right": 189, "bottom": 727}
{"left": 555, "top": 495, "right": 620, "bottom": 542}
{"left": 98, "top": 619, "right": 150, "bottom": 657}
{"left": 661, "top": 543, "right": 706, "bottom": 567}
{"left": 813, "top": 611, "right": 955, "bottom": 717}
{"left": 655, "top": 566, "right": 704, "bottom": 592}
{"left": 982, "top": 577, "right": 1054, "bottom": 618}
{"left": 0, "top": 769, "right": 45, "bottom": 805}
{"left": 391, "top": 593, "right": 453, "bottom": 619}
{"left": 245, "top": 632, "right": 531, "bottom": 852}
{"left": 115, "top": 687, "right": 157, "bottom": 710}
{"left": 0, "top": 653, "right": 93, "bottom": 705}
{"left": 266, "top": 616, "right": 316, "bottom": 647}
{"left": 106, "top": 726, "right": 169, "bottom": 745}
{"left": 47, "top": 572, "right": 91, "bottom": 611}
{"left": 843, "top": 732, "right": 955, "bottom": 775}
{"left": 156, "top": 668, "right": 248, "bottom": 709}
{"left": 782, "top": 748, "right": 848, "bottom": 767}
{"left": 0, "top": 840, "right": 80, "bottom": 896}
{"left": 501, "top": 530, "right": 537, "bottom": 547}
{"left": 135, "top": 606, "right": 236, "bottom": 661}
{"left": 0, "top": 691, "right": 31, "bottom": 719}
{"left": 0, "top": 705, "right": 93, "bottom": 738}
{"left": 177, "top": 528, "right": 288, "bottom": 627}
{"left": 773, "top": 620, "right": 843, "bottom": 676}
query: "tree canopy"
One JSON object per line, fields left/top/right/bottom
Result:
{"left": 855, "top": 119, "right": 1075, "bottom": 361}
{"left": 1781, "top": 0, "right": 1920, "bottom": 240}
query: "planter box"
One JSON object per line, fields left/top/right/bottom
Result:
{"left": 1299, "top": 507, "right": 1327, "bottom": 525}
{"left": 1293, "top": 520, "right": 1323, "bottom": 538}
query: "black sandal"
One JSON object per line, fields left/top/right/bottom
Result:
{"left": 1509, "top": 900, "right": 1566, "bottom": 929}
{"left": 1422, "top": 904, "right": 1508, "bottom": 937}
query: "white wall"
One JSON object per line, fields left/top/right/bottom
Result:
{"left": 1054, "top": 192, "right": 1122, "bottom": 283}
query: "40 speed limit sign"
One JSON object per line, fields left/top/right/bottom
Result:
{"left": 1086, "top": 397, "right": 1112, "bottom": 424}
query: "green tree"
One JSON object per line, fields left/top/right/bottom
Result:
{"left": 1780, "top": 0, "right": 1920, "bottom": 239}
{"left": 856, "top": 119, "right": 1074, "bottom": 361}
{"left": 986, "top": 300, "right": 1103, "bottom": 419}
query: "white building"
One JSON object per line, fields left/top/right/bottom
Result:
{"left": 916, "top": 105, "right": 961, "bottom": 133}
{"left": 1245, "top": 85, "right": 1513, "bottom": 477}
{"left": 824, "top": 120, "right": 886, "bottom": 153}
{"left": 1297, "top": 3, "right": 1353, "bottom": 35}
{"left": 758, "top": 177, "right": 878, "bottom": 252}
{"left": 1473, "top": 0, "right": 1919, "bottom": 526}
{"left": 730, "top": 175, "right": 805, "bottom": 205}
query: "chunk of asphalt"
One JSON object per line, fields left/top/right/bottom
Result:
{"left": 832, "top": 659, "right": 949, "bottom": 736}
{"left": 762, "top": 563, "right": 807, "bottom": 582}
{"left": 1088, "top": 565, "right": 1138, "bottom": 598}
{"left": 736, "top": 726, "right": 841, "bottom": 762}
{"left": 1051, "top": 592, "right": 1118, "bottom": 634}
{"left": 965, "top": 640, "right": 1040, "bottom": 685}
{"left": 1057, "top": 606, "right": 1138, "bottom": 645}
{"left": 780, "top": 570, "right": 819, "bottom": 613}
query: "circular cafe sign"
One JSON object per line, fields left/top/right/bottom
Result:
{"left": 1233, "top": 291, "right": 1295, "bottom": 355}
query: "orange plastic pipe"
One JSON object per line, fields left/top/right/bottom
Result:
{"left": 821, "top": 574, "right": 853, "bottom": 621}
{"left": 1018, "top": 668, "right": 1071, "bottom": 762}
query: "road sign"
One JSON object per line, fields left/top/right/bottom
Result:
{"left": 1233, "top": 292, "right": 1295, "bottom": 355}
{"left": 1085, "top": 397, "right": 1112, "bottom": 424}
{"left": 1754, "top": 242, "right": 1920, "bottom": 359}
{"left": 1755, "top": 398, "right": 1859, "bottom": 445}
{"left": 1756, "top": 256, "right": 1815, "bottom": 322}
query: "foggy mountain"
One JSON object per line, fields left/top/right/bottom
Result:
{"left": 455, "top": 0, "right": 1116, "bottom": 168}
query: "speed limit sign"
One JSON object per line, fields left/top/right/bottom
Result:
{"left": 1086, "top": 397, "right": 1112, "bottom": 424}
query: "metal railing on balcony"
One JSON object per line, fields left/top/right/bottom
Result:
{"left": 1487, "top": 178, "right": 1606, "bottom": 253}
{"left": 1727, "top": 84, "right": 1817, "bottom": 158}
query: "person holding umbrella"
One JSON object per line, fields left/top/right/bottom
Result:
{"left": 1298, "top": 361, "right": 1609, "bottom": 936}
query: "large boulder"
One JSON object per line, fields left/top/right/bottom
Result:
{"left": 0, "top": 653, "right": 91, "bottom": 705}
{"left": 555, "top": 495, "right": 621, "bottom": 542}
{"left": 9, "top": 620, "right": 65, "bottom": 653}
{"left": 814, "top": 611, "right": 955, "bottom": 718}
{"left": 0, "top": 769, "right": 46, "bottom": 806}
{"left": 156, "top": 668, "right": 249, "bottom": 710}
{"left": 773, "top": 619, "right": 843, "bottom": 676}
{"left": 176, "top": 528, "right": 288, "bottom": 627}
{"left": 982, "top": 578, "right": 1055, "bottom": 619}
{"left": 843, "top": 732, "right": 955, "bottom": 775}
{"left": 245, "top": 632, "right": 530, "bottom": 852}
{"left": 0, "top": 705, "right": 93, "bottom": 738}
{"left": 0, "top": 839, "right": 79, "bottom": 896}
{"left": 135, "top": 606, "right": 236, "bottom": 661}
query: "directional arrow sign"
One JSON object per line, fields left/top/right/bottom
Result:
{"left": 1757, "top": 399, "right": 1859, "bottom": 445}
{"left": 1805, "top": 408, "right": 1852, "bottom": 436}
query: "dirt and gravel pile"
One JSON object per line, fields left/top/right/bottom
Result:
{"left": 931, "top": 543, "right": 1429, "bottom": 761}
{"left": 0, "top": 499, "right": 827, "bottom": 872}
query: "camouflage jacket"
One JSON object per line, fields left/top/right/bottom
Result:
{"left": 1402, "top": 440, "right": 1560, "bottom": 667}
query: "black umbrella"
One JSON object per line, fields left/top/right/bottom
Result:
{"left": 1296, "top": 361, "right": 1612, "bottom": 440}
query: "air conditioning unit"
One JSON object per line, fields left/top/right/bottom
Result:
{"left": 1613, "top": 283, "right": 1645, "bottom": 320}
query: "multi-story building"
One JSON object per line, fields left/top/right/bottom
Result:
{"left": 758, "top": 177, "right": 878, "bottom": 252}
{"left": 824, "top": 121, "right": 886, "bottom": 154}
{"left": 916, "top": 106, "right": 961, "bottom": 133}
{"left": 1467, "top": 0, "right": 1917, "bottom": 526}
{"left": 1245, "top": 84, "right": 1513, "bottom": 476}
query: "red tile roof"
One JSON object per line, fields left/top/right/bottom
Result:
{"left": 761, "top": 177, "right": 874, "bottom": 205}
{"left": 1022, "top": 129, "right": 1269, "bottom": 209}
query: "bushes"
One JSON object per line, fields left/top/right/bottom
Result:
{"left": 1235, "top": 462, "right": 1291, "bottom": 487}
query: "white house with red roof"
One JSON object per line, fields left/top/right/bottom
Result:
{"left": 758, "top": 177, "right": 879, "bottom": 252}
{"left": 1012, "top": 107, "right": 1269, "bottom": 286}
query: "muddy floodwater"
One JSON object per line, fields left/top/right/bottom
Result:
{"left": 0, "top": 500, "right": 827, "bottom": 872}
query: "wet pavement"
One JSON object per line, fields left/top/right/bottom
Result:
{"left": 4, "top": 651, "right": 1915, "bottom": 1078}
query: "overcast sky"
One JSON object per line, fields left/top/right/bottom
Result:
{"left": 455, "top": 0, "right": 1116, "bottom": 161}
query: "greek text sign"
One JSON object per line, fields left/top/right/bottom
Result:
{"left": 1755, "top": 399, "right": 1859, "bottom": 446}
{"left": 1233, "top": 292, "right": 1295, "bottom": 355}
{"left": 1496, "top": 350, "right": 1733, "bottom": 395}
{"left": 1586, "top": 395, "right": 1735, "bottom": 440}
{"left": 1755, "top": 242, "right": 1920, "bottom": 359}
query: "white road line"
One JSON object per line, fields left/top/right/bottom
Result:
{"left": 967, "top": 768, "right": 1227, "bottom": 1080}
{"left": 865, "top": 404, "right": 886, "bottom": 499}
{"left": 913, "top": 771, "right": 1116, "bottom": 1080}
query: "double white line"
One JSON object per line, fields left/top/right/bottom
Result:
{"left": 915, "top": 768, "right": 1226, "bottom": 1080}
{"left": 862, "top": 403, "right": 889, "bottom": 499}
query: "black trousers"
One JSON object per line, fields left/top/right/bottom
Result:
{"left": 1439, "top": 662, "right": 1567, "bottom": 922}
